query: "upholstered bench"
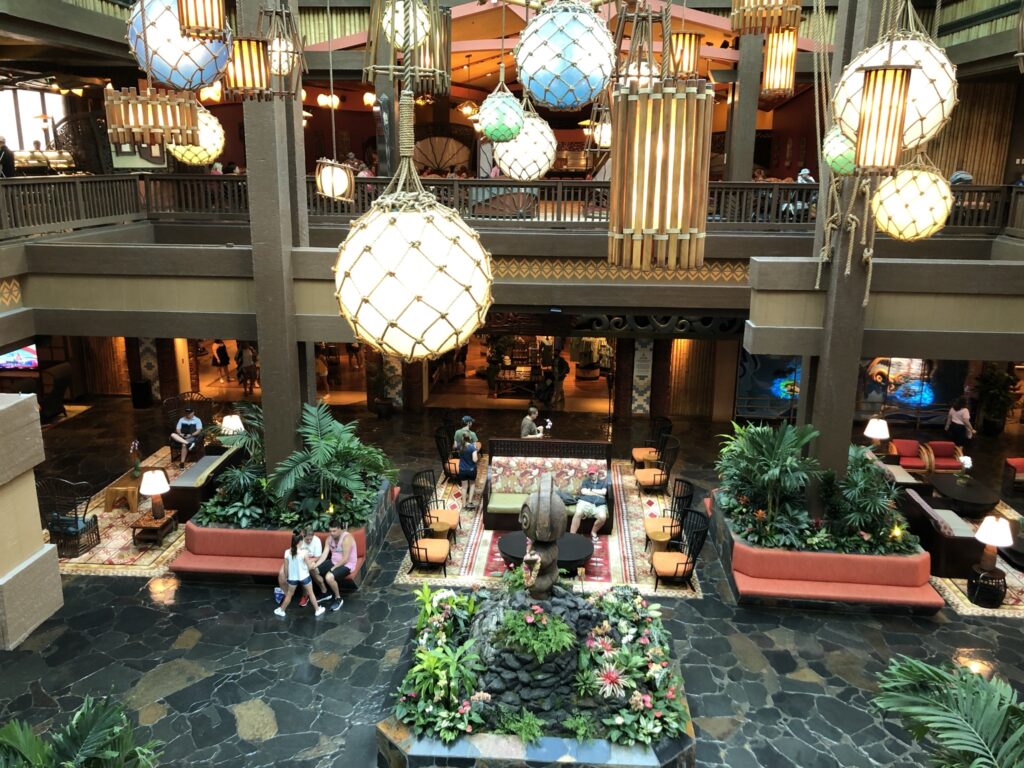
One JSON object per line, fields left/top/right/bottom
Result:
{"left": 163, "top": 446, "right": 244, "bottom": 522}
{"left": 1003, "top": 458, "right": 1024, "bottom": 496}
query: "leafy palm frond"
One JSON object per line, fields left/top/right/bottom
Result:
{"left": 875, "top": 657, "right": 1024, "bottom": 768}
{"left": 0, "top": 720, "right": 53, "bottom": 767}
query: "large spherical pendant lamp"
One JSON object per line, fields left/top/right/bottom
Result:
{"left": 168, "top": 105, "right": 224, "bottom": 165}
{"left": 478, "top": 84, "right": 524, "bottom": 143}
{"left": 494, "top": 102, "right": 556, "bottom": 181}
{"left": 381, "top": 0, "right": 431, "bottom": 49}
{"left": 334, "top": 91, "right": 492, "bottom": 361}
{"left": 514, "top": 0, "right": 615, "bottom": 110}
{"left": 822, "top": 125, "right": 855, "bottom": 176}
{"left": 871, "top": 161, "right": 953, "bottom": 242}
{"left": 128, "top": 0, "right": 232, "bottom": 90}
{"left": 316, "top": 158, "right": 354, "bottom": 202}
{"left": 833, "top": 34, "right": 957, "bottom": 154}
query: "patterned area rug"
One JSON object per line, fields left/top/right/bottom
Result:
{"left": 394, "top": 459, "right": 703, "bottom": 597}
{"left": 54, "top": 447, "right": 187, "bottom": 578}
{"left": 930, "top": 502, "right": 1024, "bottom": 618}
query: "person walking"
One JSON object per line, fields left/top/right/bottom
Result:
{"left": 452, "top": 415, "right": 478, "bottom": 451}
{"left": 457, "top": 434, "right": 479, "bottom": 510}
{"left": 239, "top": 343, "right": 258, "bottom": 396}
{"left": 0, "top": 136, "right": 15, "bottom": 179}
{"left": 213, "top": 339, "right": 231, "bottom": 382}
{"left": 275, "top": 532, "right": 326, "bottom": 617}
{"left": 945, "top": 396, "right": 975, "bottom": 448}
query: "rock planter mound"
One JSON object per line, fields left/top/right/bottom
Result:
{"left": 386, "top": 582, "right": 695, "bottom": 765}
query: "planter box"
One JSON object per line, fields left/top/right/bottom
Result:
{"left": 377, "top": 716, "right": 695, "bottom": 768}
{"left": 708, "top": 491, "right": 944, "bottom": 613}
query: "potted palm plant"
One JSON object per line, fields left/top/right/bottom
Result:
{"left": 974, "top": 363, "right": 1017, "bottom": 436}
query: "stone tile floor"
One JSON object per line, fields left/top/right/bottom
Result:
{"left": 4, "top": 396, "right": 1024, "bottom": 767}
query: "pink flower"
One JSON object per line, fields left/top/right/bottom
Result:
{"left": 654, "top": 710, "right": 663, "bottom": 719}
{"left": 661, "top": 661, "right": 669, "bottom": 668}
{"left": 586, "top": 636, "right": 596, "bottom": 648}
{"left": 666, "top": 687, "right": 676, "bottom": 700}
{"left": 525, "top": 614, "right": 535, "bottom": 624}
{"left": 641, "top": 600, "right": 648, "bottom": 608}
{"left": 639, "top": 637, "right": 650, "bottom": 645}
{"left": 859, "top": 531, "right": 872, "bottom": 541}
{"left": 531, "top": 605, "right": 544, "bottom": 614}
{"left": 408, "top": 692, "right": 417, "bottom": 699}
{"left": 466, "top": 724, "right": 473, "bottom": 732}
{"left": 642, "top": 694, "right": 652, "bottom": 709}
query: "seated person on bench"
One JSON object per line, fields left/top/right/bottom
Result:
{"left": 569, "top": 465, "right": 609, "bottom": 541}
{"left": 171, "top": 406, "right": 202, "bottom": 468}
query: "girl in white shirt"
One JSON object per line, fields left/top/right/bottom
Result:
{"left": 275, "top": 532, "right": 325, "bottom": 617}
{"left": 945, "top": 396, "right": 974, "bottom": 447}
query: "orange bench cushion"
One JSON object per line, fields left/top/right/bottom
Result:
{"left": 635, "top": 468, "right": 667, "bottom": 487}
{"left": 631, "top": 447, "right": 658, "bottom": 464}
{"left": 652, "top": 552, "right": 693, "bottom": 578}
{"left": 928, "top": 441, "right": 958, "bottom": 457}
{"left": 733, "top": 573, "right": 945, "bottom": 610}
{"left": 644, "top": 516, "right": 680, "bottom": 538}
{"left": 1008, "top": 458, "right": 1024, "bottom": 474}
{"left": 412, "top": 538, "right": 449, "bottom": 564}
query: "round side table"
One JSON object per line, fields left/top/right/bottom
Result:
{"left": 967, "top": 566, "right": 1007, "bottom": 609}
{"left": 648, "top": 531, "right": 671, "bottom": 573}
{"left": 430, "top": 521, "right": 453, "bottom": 544}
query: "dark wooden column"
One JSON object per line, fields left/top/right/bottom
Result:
{"left": 613, "top": 338, "right": 635, "bottom": 421}
{"left": 155, "top": 338, "right": 178, "bottom": 401}
{"left": 402, "top": 360, "right": 426, "bottom": 413}
{"left": 725, "top": 34, "right": 763, "bottom": 181}
{"left": 650, "top": 339, "right": 673, "bottom": 419}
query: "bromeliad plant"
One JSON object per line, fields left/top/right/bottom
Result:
{"left": 716, "top": 422, "right": 820, "bottom": 548}
{"left": 413, "top": 584, "right": 482, "bottom": 650}
{"left": 270, "top": 402, "right": 395, "bottom": 529}
{"left": 394, "top": 641, "right": 486, "bottom": 743}
{"left": 874, "top": 656, "right": 1024, "bottom": 768}
{"left": 499, "top": 604, "right": 575, "bottom": 663}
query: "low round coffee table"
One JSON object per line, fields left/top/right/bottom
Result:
{"left": 928, "top": 473, "right": 1000, "bottom": 518}
{"left": 497, "top": 531, "right": 595, "bottom": 572}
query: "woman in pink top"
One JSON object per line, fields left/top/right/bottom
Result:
{"left": 313, "top": 521, "right": 358, "bottom": 606}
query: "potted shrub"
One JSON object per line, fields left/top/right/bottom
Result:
{"left": 270, "top": 402, "right": 396, "bottom": 531}
{"left": 974, "top": 363, "right": 1017, "bottom": 436}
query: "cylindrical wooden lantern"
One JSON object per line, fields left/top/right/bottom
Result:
{"left": 608, "top": 77, "right": 714, "bottom": 271}
{"left": 669, "top": 32, "right": 703, "bottom": 79}
{"left": 761, "top": 27, "right": 796, "bottom": 97}
{"left": 855, "top": 65, "right": 912, "bottom": 172}
{"left": 177, "top": 0, "right": 226, "bottom": 39}
{"left": 224, "top": 38, "right": 271, "bottom": 100}
{"left": 730, "top": 0, "right": 800, "bottom": 36}
{"left": 104, "top": 87, "right": 200, "bottom": 147}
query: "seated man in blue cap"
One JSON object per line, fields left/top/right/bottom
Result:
{"left": 452, "top": 415, "right": 479, "bottom": 452}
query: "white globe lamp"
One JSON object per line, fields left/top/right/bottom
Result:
{"left": 494, "top": 104, "right": 556, "bottom": 181}
{"left": 871, "top": 162, "right": 953, "bottom": 242}
{"left": 168, "top": 105, "right": 224, "bottom": 166}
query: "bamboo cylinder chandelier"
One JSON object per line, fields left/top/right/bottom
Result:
{"left": 669, "top": 32, "right": 704, "bottom": 79}
{"left": 177, "top": 0, "right": 226, "bottom": 39}
{"left": 224, "top": 37, "right": 271, "bottom": 99}
{"left": 363, "top": 0, "right": 450, "bottom": 96}
{"left": 730, "top": 0, "right": 800, "bottom": 36}
{"left": 104, "top": 86, "right": 200, "bottom": 146}
{"left": 854, "top": 65, "right": 911, "bottom": 171}
{"left": 607, "top": 3, "right": 714, "bottom": 271}
{"left": 761, "top": 26, "right": 797, "bottom": 98}
{"left": 334, "top": 91, "right": 492, "bottom": 361}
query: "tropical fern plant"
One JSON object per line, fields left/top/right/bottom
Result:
{"left": 0, "top": 695, "right": 160, "bottom": 767}
{"left": 874, "top": 656, "right": 1024, "bottom": 768}
{"left": 269, "top": 402, "right": 395, "bottom": 528}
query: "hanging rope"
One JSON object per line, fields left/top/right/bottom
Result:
{"left": 328, "top": 0, "right": 337, "bottom": 161}
{"left": 932, "top": 0, "right": 943, "bottom": 39}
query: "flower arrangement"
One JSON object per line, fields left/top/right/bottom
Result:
{"left": 956, "top": 455, "right": 972, "bottom": 486}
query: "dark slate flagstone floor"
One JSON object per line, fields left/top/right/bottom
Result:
{"left": 3, "top": 397, "right": 1023, "bottom": 767}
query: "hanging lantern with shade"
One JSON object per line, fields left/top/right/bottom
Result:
{"left": 833, "top": 17, "right": 957, "bottom": 170}
{"left": 128, "top": 0, "right": 232, "bottom": 90}
{"left": 514, "top": 0, "right": 615, "bottom": 110}
{"left": 607, "top": 1, "right": 714, "bottom": 271}
{"left": 364, "top": 0, "right": 449, "bottom": 98}
{"left": 494, "top": 98, "right": 556, "bottom": 181}
{"left": 177, "top": 0, "right": 226, "bottom": 39}
{"left": 168, "top": 104, "right": 224, "bottom": 165}
{"left": 730, "top": 0, "right": 800, "bottom": 35}
{"left": 224, "top": 37, "right": 271, "bottom": 99}
{"left": 821, "top": 124, "right": 855, "bottom": 175}
{"left": 871, "top": 155, "right": 953, "bottom": 242}
{"left": 315, "top": 0, "right": 354, "bottom": 202}
{"left": 259, "top": 1, "right": 306, "bottom": 98}
{"left": 104, "top": 86, "right": 200, "bottom": 147}
{"left": 761, "top": 26, "right": 796, "bottom": 98}
{"left": 669, "top": 32, "right": 704, "bottom": 79}
{"left": 381, "top": 0, "right": 431, "bottom": 49}
{"left": 334, "top": 91, "right": 493, "bottom": 361}
{"left": 477, "top": 1, "right": 523, "bottom": 143}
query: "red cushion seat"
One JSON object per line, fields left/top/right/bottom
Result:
{"left": 1007, "top": 458, "right": 1024, "bottom": 474}
{"left": 899, "top": 457, "right": 928, "bottom": 470}
{"left": 890, "top": 439, "right": 921, "bottom": 458}
{"left": 928, "top": 441, "right": 958, "bottom": 458}
{"left": 931, "top": 458, "right": 962, "bottom": 471}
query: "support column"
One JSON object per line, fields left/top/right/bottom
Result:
{"left": 613, "top": 338, "right": 635, "bottom": 421}
{"left": 298, "top": 342, "right": 317, "bottom": 405}
{"left": 240, "top": 0, "right": 307, "bottom": 466}
{"left": 155, "top": 338, "right": 178, "bottom": 400}
{"left": 0, "top": 394, "right": 63, "bottom": 650}
{"left": 631, "top": 339, "right": 653, "bottom": 416}
{"left": 809, "top": 0, "right": 883, "bottom": 474}
{"left": 796, "top": 355, "right": 817, "bottom": 427}
{"left": 402, "top": 360, "right": 426, "bottom": 413}
{"left": 650, "top": 339, "right": 673, "bottom": 419}
{"left": 725, "top": 34, "right": 763, "bottom": 181}
{"left": 711, "top": 340, "right": 740, "bottom": 423}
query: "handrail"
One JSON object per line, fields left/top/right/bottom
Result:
{"left": 0, "top": 173, "right": 1017, "bottom": 241}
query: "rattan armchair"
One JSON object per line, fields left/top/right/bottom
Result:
{"left": 36, "top": 477, "right": 101, "bottom": 558}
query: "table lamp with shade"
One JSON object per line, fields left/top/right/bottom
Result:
{"left": 139, "top": 470, "right": 171, "bottom": 521}
{"left": 220, "top": 414, "right": 244, "bottom": 434}
{"left": 975, "top": 515, "right": 1013, "bottom": 572}
{"left": 864, "top": 417, "right": 890, "bottom": 447}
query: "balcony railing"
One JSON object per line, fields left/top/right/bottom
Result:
{"left": 0, "top": 173, "right": 1019, "bottom": 241}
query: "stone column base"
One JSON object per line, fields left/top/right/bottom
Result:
{"left": 0, "top": 544, "right": 63, "bottom": 650}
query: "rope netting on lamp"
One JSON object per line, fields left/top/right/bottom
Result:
{"left": 607, "top": 2, "right": 714, "bottom": 271}
{"left": 821, "top": 125, "right": 855, "bottom": 176}
{"left": 478, "top": 1, "right": 524, "bottom": 143}
{"left": 128, "top": 0, "right": 232, "bottom": 90}
{"left": 833, "top": 6, "right": 957, "bottom": 168}
{"left": 168, "top": 104, "right": 224, "bottom": 164}
{"left": 494, "top": 98, "right": 557, "bottom": 181}
{"left": 514, "top": 0, "right": 615, "bottom": 111}
{"left": 871, "top": 154, "right": 953, "bottom": 242}
{"left": 730, "top": 0, "right": 800, "bottom": 35}
{"left": 334, "top": 92, "right": 493, "bottom": 361}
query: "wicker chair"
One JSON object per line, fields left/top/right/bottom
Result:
{"left": 635, "top": 436, "right": 680, "bottom": 493}
{"left": 164, "top": 392, "right": 214, "bottom": 462}
{"left": 398, "top": 495, "right": 450, "bottom": 576}
{"left": 630, "top": 416, "right": 673, "bottom": 470}
{"left": 412, "top": 468, "right": 460, "bottom": 539}
{"left": 643, "top": 478, "right": 694, "bottom": 550}
{"left": 36, "top": 477, "right": 101, "bottom": 558}
{"left": 434, "top": 426, "right": 461, "bottom": 483}
{"left": 652, "top": 508, "right": 709, "bottom": 591}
